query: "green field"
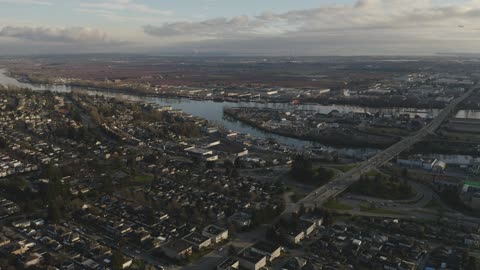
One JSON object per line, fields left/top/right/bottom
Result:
{"left": 359, "top": 203, "right": 403, "bottom": 215}
{"left": 329, "top": 163, "right": 358, "bottom": 173}
{"left": 132, "top": 174, "right": 154, "bottom": 185}
{"left": 324, "top": 199, "right": 353, "bottom": 211}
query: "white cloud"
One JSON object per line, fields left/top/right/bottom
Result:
{"left": 144, "top": 0, "right": 480, "bottom": 39}
{"left": 74, "top": 8, "right": 169, "bottom": 24}
{"left": 144, "top": 16, "right": 270, "bottom": 40}
{"left": 79, "top": 0, "right": 173, "bottom": 16}
{"left": 0, "top": 26, "right": 114, "bottom": 44}
{"left": 140, "top": 0, "right": 480, "bottom": 55}
{"left": 2, "top": 0, "right": 480, "bottom": 55}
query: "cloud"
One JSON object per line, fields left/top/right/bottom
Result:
{"left": 2, "top": 0, "right": 480, "bottom": 55}
{"left": 0, "top": 0, "right": 51, "bottom": 5}
{"left": 140, "top": 0, "right": 480, "bottom": 55}
{"left": 0, "top": 26, "right": 115, "bottom": 44}
{"left": 79, "top": 0, "right": 173, "bottom": 16}
{"left": 144, "top": 0, "right": 480, "bottom": 38}
{"left": 74, "top": 8, "right": 169, "bottom": 24}
{"left": 144, "top": 16, "right": 268, "bottom": 39}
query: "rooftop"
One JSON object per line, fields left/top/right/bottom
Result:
{"left": 464, "top": 181, "right": 480, "bottom": 188}
{"left": 163, "top": 239, "right": 192, "bottom": 253}
{"left": 183, "top": 232, "right": 210, "bottom": 245}
{"left": 252, "top": 241, "right": 280, "bottom": 254}
{"left": 238, "top": 248, "right": 265, "bottom": 263}
{"left": 217, "top": 257, "right": 239, "bottom": 270}
{"left": 203, "top": 225, "right": 227, "bottom": 236}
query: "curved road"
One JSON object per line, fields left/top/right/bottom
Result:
{"left": 287, "top": 84, "right": 478, "bottom": 212}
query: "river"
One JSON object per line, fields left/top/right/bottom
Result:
{"left": 1, "top": 68, "right": 479, "bottom": 163}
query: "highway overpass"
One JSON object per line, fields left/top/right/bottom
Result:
{"left": 286, "top": 84, "right": 478, "bottom": 213}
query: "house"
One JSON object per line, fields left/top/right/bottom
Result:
{"left": 281, "top": 257, "right": 307, "bottom": 270}
{"left": 184, "top": 147, "right": 213, "bottom": 158}
{"left": 205, "top": 127, "right": 219, "bottom": 134}
{"left": 285, "top": 230, "right": 305, "bottom": 245}
{"left": 115, "top": 256, "right": 133, "bottom": 269}
{"left": 203, "top": 225, "right": 228, "bottom": 244}
{"left": 161, "top": 239, "right": 193, "bottom": 260}
{"left": 267, "top": 90, "right": 278, "bottom": 95}
{"left": 229, "top": 212, "right": 252, "bottom": 228}
{"left": 251, "top": 241, "right": 282, "bottom": 262}
{"left": 432, "top": 160, "right": 447, "bottom": 172}
{"left": 12, "top": 220, "right": 31, "bottom": 228}
{"left": 182, "top": 232, "right": 211, "bottom": 250}
{"left": 32, "top": 219, "right": 45, "bottom": 227}
{"left": 9, "top": 243, "right": 29, "bottom": 255}
{"left": 236, "top": 149, "right": 249, "bottom": 157}
{"left": 237, "top": 248, "right": 267, "bottom": 270}
{"left": 300, "top": 214, "right": 323, "bottom": 227}
{"left": 0, "top": 235, "right": 11, "bottom": 247}
{"left": 217, "top": 257, "right": 240, "bottom": 270}
{"left": 226, "top": 132, "right": 238, "bottom": 138}
{"left": 20, "top": 252, "right": 43, "bottom": 268}
{"left": 461, "top": 181, "right": 480, "bottom": 210}
{"left": 300, "top": 220, "right": 316, "bottom": 237}
{"left": 464, "top": 234, "right": 480, "bottom": 248}
{"left": 206, "top": 140, "right": 221, "bottom": 148}
{"left": 81, "top": 259, "right": 100, "bottom": 269}
{"left": 318, "top": 89, "right": 331, "bottom": 95}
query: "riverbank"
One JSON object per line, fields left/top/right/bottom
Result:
{"left": 223, "top": 108, "right": 399, "bottom": 149}
{"left": 5, "top": 69, "right": 451, "bottom": 110}
{"left": 2, "top": 68, "right": 479, "bottom": 164}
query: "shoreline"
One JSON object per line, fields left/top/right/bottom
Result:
{"left": 2, "top": 69, "right": 479, "bottom": 159}
{"left": 4, "top": 69, "right": 453, "bottom": 110}
{"left": 223, "top": 109, "right": 398, "bottom": 149}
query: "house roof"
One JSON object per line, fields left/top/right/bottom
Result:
{"left": 203, "top": 225, "right": 227, "bottom": 236}
{"left": 163, "top": 239, "right": 192, "bottom": 253}
{"left": 464, "top": 181, "right": 480, "bottom": 188}
{"left": 183, "top": 232, "right": 210, "bottom": 245}
{"left": 238, "top": 248, "right": 265, "bottom": 263}
{"left": 252, "top": 241, "right": 280, "bottom": 254}
{"left": 218, "top": 257, "right": 239, "bottom": 269}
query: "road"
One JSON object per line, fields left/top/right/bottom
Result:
{"left": 186, "top": 85, "right": 478, "bottom": 269}
{"left": 287, "top": 84, "right": 478, "bottom": 212}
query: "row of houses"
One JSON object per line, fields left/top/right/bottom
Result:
{"left": 161, "top": 225, "right": 229, "bottom": 260}
{"left": 2, "top": 219, "right": 133, "bottom": 269}
{"left": 216, "top": 241, "right": 283, "bottom": 270}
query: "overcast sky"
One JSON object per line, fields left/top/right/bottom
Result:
{"left": 0, "top": 0, "right": 479, "bottom": 55}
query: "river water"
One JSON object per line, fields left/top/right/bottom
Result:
{"left": 1, "top": 69, "right": 479, "bottom": 163}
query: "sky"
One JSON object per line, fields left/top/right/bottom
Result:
{"left": 0, "top": 0, "right": 480, "bottom": 56}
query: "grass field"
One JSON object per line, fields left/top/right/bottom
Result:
{"left": 132, "top": 174, "right": 154, "bottom": 185}
{"left": 423, "top": 199, "right": 453, "bottom": 213}
{"left": 324, "top": 199, "right": 353, "bottom": 211}
{"left": 290, "top": 192, "right": 306, "bottom": 203}
{"left": 328, "top": 163, "right": 358, "bottom": 173}
{"left": 365, "top": 127, "right": 412, "bottom": 137}
{"left": 359, "top": 203, "right": 403, "bottom": 215}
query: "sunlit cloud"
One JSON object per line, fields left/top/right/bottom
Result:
{"left": 0, "top": 26, "right": 115, "bottom": 44}
{"left": 2, "top": 0, "right": 480, "bottom": 55}
{"left": 79, "top": 0, "right": 173, "bottom": 16}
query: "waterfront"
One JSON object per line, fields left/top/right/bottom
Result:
{"left": 1, "top": 68, "right": 479, "bottom": 162}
